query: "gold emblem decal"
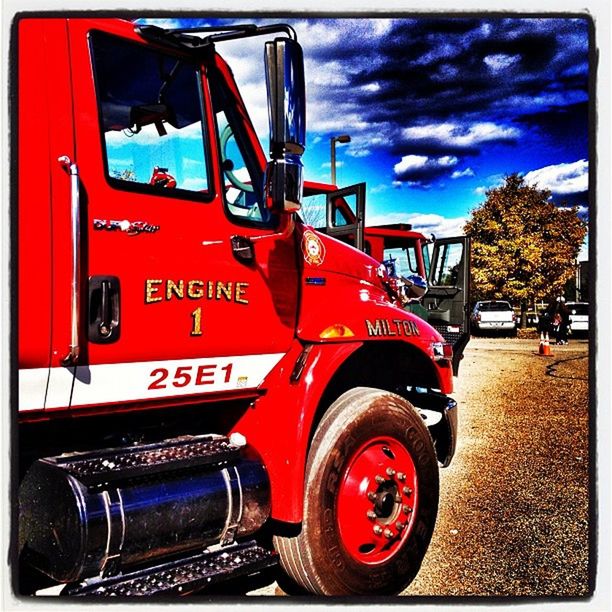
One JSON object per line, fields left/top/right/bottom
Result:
{"left": 302, "top": 230, "right": 326, "bottom": 266}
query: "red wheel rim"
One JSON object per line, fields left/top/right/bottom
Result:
{"left": 336, "top": 436, "right": 419, "bottom": 565}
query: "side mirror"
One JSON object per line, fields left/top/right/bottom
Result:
{"left": 264, "top": 37, "right": 306, "bottom": 214}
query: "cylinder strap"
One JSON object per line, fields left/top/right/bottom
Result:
{"left": 220, "top": 466, "right": 243, "bottom": 545}
{"left": 101, "top": 488, "right": 125, "bottom": 577}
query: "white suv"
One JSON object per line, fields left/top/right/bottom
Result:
{"left": 566, "top": 302, "right": 589, "bottom": 335}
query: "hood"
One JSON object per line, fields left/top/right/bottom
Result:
{"left": 298, "top": 226, "right": 385, "bottom": 287}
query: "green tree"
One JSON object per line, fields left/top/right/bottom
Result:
{"left": 464, "top": 174, "right": 587, "bottom": 326}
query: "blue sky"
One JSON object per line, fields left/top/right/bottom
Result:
{"left": 139, "top": 16, "right": 590, "bottom": 252}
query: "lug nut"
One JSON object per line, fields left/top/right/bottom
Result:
{"left": 386, "top": 467, "right": 396, "bottom": 477}
{"left": 367, "top": 491, "right": 376, "bottom": 502}
{"left": 383, "top": 528, "right": 394, "bottom": 539}
{"left": 403, "top": 486, "right": 412, "bottom": 496}
{"left": 397, "top": 472, "right": 406, "bottom": 481}
{"left": 403, "top": 505, "right": 413, "bottom": 514}
{"left": 396, "top": 521, "right": 405, "bottom": 530}
{"left": 375, "top": 475, "right": 385, "bottom": 484}
{"left": 367, "top": 510, "right": 376, "bottom": 520}
{"left": 373, "top": 525, "right": 383, "bottom": 535}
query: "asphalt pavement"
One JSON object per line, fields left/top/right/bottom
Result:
{"left": 404, "top": 336, "right": 592, "bottom": 598}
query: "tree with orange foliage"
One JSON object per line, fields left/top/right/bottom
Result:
{"left": 464, "top": 174, "right": 587, "bottom": 327}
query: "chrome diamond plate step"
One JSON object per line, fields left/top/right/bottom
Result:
{"left": 42, "top": 435, "right": 240, "bottom": 486}
{"left": 64, "top": 542, "right": 277, "bottom": 596}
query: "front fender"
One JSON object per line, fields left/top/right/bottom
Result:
{"left": 298, "top": 269, "right": 445, "bottom": 352}
{"left": 231, "top": 339, "right": 363, "bottom": 523}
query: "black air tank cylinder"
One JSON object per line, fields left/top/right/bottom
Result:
{"left": 18, "top": 435, "right": 270, "bottom": 583}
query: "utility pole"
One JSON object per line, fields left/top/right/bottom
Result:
{"left": 330, "top": 134, "right": 351, "bottom": 185}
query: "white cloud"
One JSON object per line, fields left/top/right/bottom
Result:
{"left": 394, "top": 154, "right": 458, "bottom": 175}
{"left": 136, "top": 18, "right": 184, "bottom": 30}
{"left": 394, "top": 155, "right": 429, "bottom": 174}
{"left": 402, "top": 121, "right": 520, "bottom": 148}
{"left": 105, "top": 121, "right": 203, "bottom": 148}
{"left": 346, "top": 148, "right": 372, "bottom": 158}
{"left": 523, "top": 159, "right": 588, "bottom": 194}
{"left": 451, "top": 167, "right": 475, "bottom": 179}
{"left": 181, "top": 177, "right": 209, "bottom": 191}
{"left": 321, "top": 161, "right": 344, "bottom": 169}
{"left": 362, "top": 82, "right": 381, "bottom": 93}
{"left": 474, "top": 186, "right": 488, "bottom": 195}
{"left": 484, "top": 53, "right": 521, "bottom": 72}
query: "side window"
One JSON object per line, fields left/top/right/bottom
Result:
{"left": 300, "top": 193, "right": 326, "bottom": 228}
{"left": 406, "top": 247, "right": 419, "bottom": 274}
{"left": 433, "top": 242, "right": 463, "bottom": 286}
{"left": 330, "top": 193, "right": 357, "bottom": 228}
{"left": 90, "top": 33, "right": 210, "bottom": 197}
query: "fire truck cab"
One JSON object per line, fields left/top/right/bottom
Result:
{"left": 16, "top": 17, "right": 459, "bottom": 597}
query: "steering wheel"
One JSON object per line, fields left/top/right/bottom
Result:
{"left": 220, "top": 125, "right": 254, "bottom": 193}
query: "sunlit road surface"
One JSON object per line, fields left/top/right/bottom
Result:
{"left": 404, "top": 336, "right": 591, "bottom": 597}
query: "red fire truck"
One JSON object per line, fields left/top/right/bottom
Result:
{"left": 15, "top": 17, "right": 469, "bottom": 596}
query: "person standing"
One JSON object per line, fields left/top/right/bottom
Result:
{"left": 545, "top": 296, "right": 570, "bottom": 345}
{"left": 555, "top": 296, "right": 571, "bottom": 344}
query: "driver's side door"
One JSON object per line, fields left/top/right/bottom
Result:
{"left": 54, "top": 20, "right": 298, "bottom": 410}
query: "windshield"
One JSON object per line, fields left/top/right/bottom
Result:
{"left": 383, "top": 247, "right": 420, "bottom": 277}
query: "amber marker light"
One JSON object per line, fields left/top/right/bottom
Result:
{"left": 320, "top": 324, "right": 355, "bottom": 339}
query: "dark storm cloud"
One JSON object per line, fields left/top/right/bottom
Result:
{"left": 345, "top": 18, "right": 587, "bottom": 121}
{"left": 354, "top": 18, "right": 587, "bottom": 122}
{"left": 516, "top": 102, "right": 589, "bottom": 142}
{"left": 551, "top": 191, "right": 589, "bottom": 210}
{"left": 320, "top": 16, "right": 589, "bottom": 184}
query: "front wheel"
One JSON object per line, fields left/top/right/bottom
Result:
{"left": 274, "top": 387, "right": 439, "bottom": 595}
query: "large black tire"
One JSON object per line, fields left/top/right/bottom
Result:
{"left": 274, "top": 387, "right": 439, "bottom": 595}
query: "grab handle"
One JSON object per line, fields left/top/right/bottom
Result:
{"left": 58, "top": 155, "right": 81, "bottom": 365}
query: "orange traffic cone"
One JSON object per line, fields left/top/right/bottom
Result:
{"left": 537, "top": 333, "right": 553, "bottom": 356}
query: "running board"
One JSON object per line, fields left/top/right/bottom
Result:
{"left": 62, "top": 541, "right": 278, "bottom": 596}
{"left": 41, "top": 434, "right": 241, "bottom": 486}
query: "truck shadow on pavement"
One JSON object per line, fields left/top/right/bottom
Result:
{"left": 545, "top": 354, "right": 588, "bottom": 381}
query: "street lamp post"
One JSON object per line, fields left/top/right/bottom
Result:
{"left": 330, "top": 134, "right": 351, "bottom": 185}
